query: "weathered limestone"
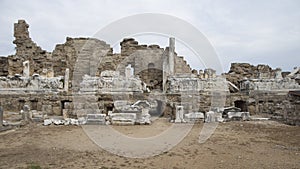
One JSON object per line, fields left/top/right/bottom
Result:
{"left": 100, "top": 70, "right": 120, "bottom": 77}
{"left": 64, "top": 68, "right": 69, "bottom": 91}
{"left": 240, "top": 78, "right": 300, "bottom": 91}
{"left": 0, "top": 74, "right": 64, "bottom": 91}
{"left": 287, "top": 67, "right": 300, "bottom": 78}
{"left": 3, "top": 20, "right": 193, "bottom": 93}
{"left": 205, "top": 111, "right": 217, "bottom": 122}
{"left": 175, "top": 106, "right": 185, "bottom": 123}
{"left": 22, "top": 60, "right": 30, "bottom": 77}
{"left": 110, "top": 100, "right": 152, "bottom": 125}
{"left": 275, "top": 68, "right": 283, "bottom": 79}
{"left": 222, "top": 107, "right": 250, "bottom": 121}
{"left": 110, "top": 113, "right": 136, "bottom": 125}
{"left": 0, "top": 19, "right": 299, "bottom": 126}
{"left": 133, "top": 100, "right": 151, "bottom": 124}
{"left": 283, "top": 91, "right": 300, "bottom": 125}
{"left": 125, "top": 64, "right": 132, "bottom": 78}
{"left": 79, "top": 74, "right": 144, "bottom": 93}
{"left": 0, "top": 106, "right": 3, "bottom": 128}
{"left": 43, "top": 117, "right": 86, "bottom": 126}
{"left": 72, "top": 38, "right": 111, "bottom": 88}
{"left": 22, "top": 105, "right": 30, "bottom": 122}
{"left": 184, "top": 112, "right": 204, "bottom": 122}
{"left": 199, "top": 70, "right": 204, "bottom": 79}
{"left": 42, "top": 105, "right": 52, "bottom": 115}
{"left": 8, "top": 20, "right": 52, "bottom": 76}
{"left": 226, "top": 111, "right": 250, "bottom": 121}
{"left": 167, "top": 74, "right": 229, "bottom": 93}
{"left": 225, "top": 63, "right": 276, "bottom": 87}
{"left": 86, "top": 114, "right": 106, "bottom": 124}
{"left": 0, "top": 57, "right": 8, "bottom": 76}
{"left": 43, "top": 119, "right": 52, "bottom": 126}
{"left": 169, "top": 37, "right": 175, "bottom": 75}
{"left": 204, "top": 68, "right": 216, "bottom": 78}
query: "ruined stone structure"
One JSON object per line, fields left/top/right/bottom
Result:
{"left": 224, "top": 63, "right": 300, "bottom": 125}
{"left": 0, "top": 20, "right": 299, "bottom": 126}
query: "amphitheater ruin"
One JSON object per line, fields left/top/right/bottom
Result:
{"left": 0, "top": 20, "right": 299, "bottom": 128}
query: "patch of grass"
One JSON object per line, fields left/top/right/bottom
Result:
{"left": 100, "top": 167, "right": 109, "bottom": 169}
{"left": 28, "top": 163, "right": 42, "bottom": 169}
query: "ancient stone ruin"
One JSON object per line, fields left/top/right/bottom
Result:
{"left": 0, "top": 20, "right": 299, "bottom": 127}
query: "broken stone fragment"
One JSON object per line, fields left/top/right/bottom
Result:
{"left": 184, "top": 112, "right": 204, "bottom": 122}
{"left": 70, "top": 119, "right": 79, "bottom": 125}
{"left": 43, "top": 119, "right": 52, "bottom": 126}
{"left": 78, "top": 117, "right": 87, "bottom": 125}
{"left": 53, "top": 119, "right": 64, "bottom": 125}
{"left": 110, "top": 113, "right": 136, "bottom": 125}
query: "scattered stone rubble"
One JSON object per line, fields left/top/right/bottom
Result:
{"left": 0, "top": 20, "right": 299, "bottom": 128}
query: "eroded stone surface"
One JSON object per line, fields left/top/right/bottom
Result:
{"left": 0, "top": 20, "right": 299, "bottom": 126}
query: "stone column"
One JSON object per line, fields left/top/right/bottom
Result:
{"left": 23, "top": 60, "right": 30, "bottom": 77}
{"left": 275, "top": 68, "right": 283, "bottom": 79}
{"left": 64, "top": 68, "right": 69, "bottom": 91}
{"left": 125, "top": 65, "right": 132, "bottom": 78}
{"left": 162, "top": 49, "right": 169, "bottom": 92}
{"left": 212, "top": 69, "right": 216, "bottom": 78}
{"left": 47, "top": 68, "right": 54, "bottom": 78}
{"left": 22, "top": 105, "right": 30, "bottom": 122}
{"left": 204, "top": 73, "right": 208, "bottom": 79}
{"left": 168, "top": 37, "right": 175, "bottom": 75}
{"left": 175, "top": 105, "right": 185, "bottom": 123}
{"left": 163, "top": 37, "right": 175, "bottom": 92}
{"left": 205, "top": 111, "right": 215, "bottom": 122}
{"left": 0, "top": 106, "right": 3, "bottom": 128}
{"left": 199, "top": 70, "right": 204, "bottom": 79}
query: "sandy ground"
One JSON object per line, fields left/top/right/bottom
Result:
{"left": 0, "top": 119, "right": 299, "bottom": 169}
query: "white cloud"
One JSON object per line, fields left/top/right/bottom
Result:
{"left": 0, "top": 0, "right": 299, "bottom": 72}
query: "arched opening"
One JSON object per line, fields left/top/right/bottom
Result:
{"left": 234, "top": 100, "right": 248, "bottom": 112}
{"left": 138, "top": 62, "right": 163, "bottom": 90}
{"left": 148, "top": 63, "right": 155, "bottom": 69}
{"left": 125, "top": 64, "right": 134, "bottom": 78}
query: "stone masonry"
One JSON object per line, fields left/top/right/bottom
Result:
{"left": 0, "top": 20, "right": 299, "bottom": 126}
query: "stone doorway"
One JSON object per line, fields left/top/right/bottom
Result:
{"left": 138, "top": 63, "right": 163, "bottom": 90}
{"left": 61, "top": 100, "right": 72, "bottom": 116}
{"left": 234, "top": 100, "right": 248, "bottom": 112}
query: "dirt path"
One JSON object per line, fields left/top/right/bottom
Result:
{"left": 0, "top": 120, "right": 299, "bottom": 169}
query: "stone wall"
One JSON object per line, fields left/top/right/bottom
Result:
{"left": 8, "top": 20, "right": 52, "bottom": 76}
{"left": 225, "top": 63, "right": 278, "bottom": 87}
{"left": 0, "top": 76, "right": 63, "bottom": 90}
{"left": 285, "top": 91, "right": 300, "bottom": 125}
{"left": 1, "top": 21, "right": 193, "bottom": 90}
{"left": 0, "top": 57, "right": 8, "bottom": 76}
{"left": 1, "top": 19, "right": 299, "bottom": 126}
{"left": 52, "top": 37, "right": 111, "bottom": 89}
{"left": 174, "top": 56, "right": 191, "bottom": 74}
{"left": 240, "top": 78, "right": 300, "bottom": 91}
{"left": 115, "top": 38, "right": 192, "bottom": 90}
{"left": 166, "top": 75, "right": 228, "bottom": 93}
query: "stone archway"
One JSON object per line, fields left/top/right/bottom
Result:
{"left": 234, "top": 100, "right": 248, "bottom": 112}
{"left": 138, "top": 63, "right": 163, "bottom": 90}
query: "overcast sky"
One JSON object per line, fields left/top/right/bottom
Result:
{"left": 0, "top": 0, "right": 299, "bottom": 72}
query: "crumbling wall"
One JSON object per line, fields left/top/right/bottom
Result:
{"left": 284, "top": 91, "right": 300, "bottom": 125}
{"left": 52, "top": 37, "right": 111, "bottom": 81}
{"left": 225, "top": 63, "right": 278, "bottom": 86}
{"left": 120, "top": 39, "right": 164, "bottom": 89}
{"left": 8, "top": 20, "right": 52, "bottom": 76}
{"left": 114, "top": 38, "right": 192, "bottom": 90}
{"left": 174, "top": 56, "right": 192, "bottom": 74}
{"left": 0, "top": 92, "right": 67, "bottom": 116}
{"left": 243, "top": 90, "right": 299, "bottom": 125}
{"left": 0, "top": 57, "right": 8, "bottom": 76}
